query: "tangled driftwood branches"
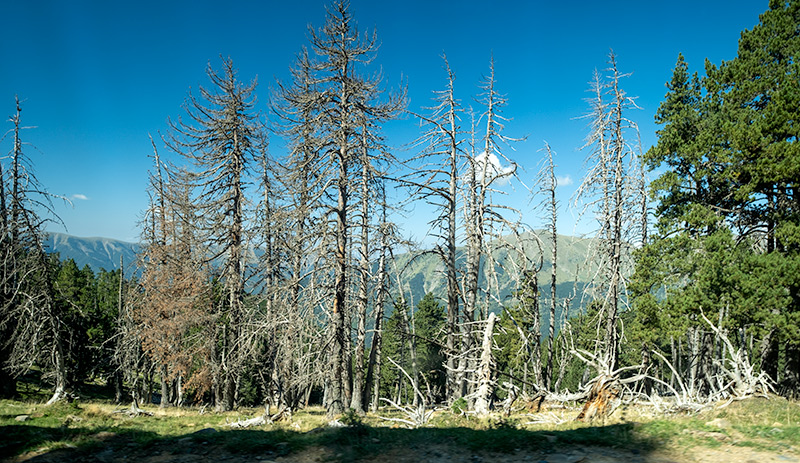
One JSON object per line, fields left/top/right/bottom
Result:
{"left": 378, "top": 357, "right": 434, "bottom": 428}
{"left": 576, "top": 375, "right": 621, "bottom": 422}
{"left": 227, "top": 405, "right": 290, "bottom": 428}
{"left": 700, "top": 311, "right": 775, "bottom": 399}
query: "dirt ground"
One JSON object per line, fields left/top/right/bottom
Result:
{"left": 7, "top": 439, "right": 799, "bottom": 463}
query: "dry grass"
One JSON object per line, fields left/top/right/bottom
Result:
{"left": 2, "top": 396, "right": 798, "bottom": 460}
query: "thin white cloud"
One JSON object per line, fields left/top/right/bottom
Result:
{"left": 556, "top": 175, "right": 573, "bottom": 187}
{"left": 473, "top": 150, "right": 515, "bottom": 185}
{"left": 71, "top": 194, "right": 89, "bottom": 201}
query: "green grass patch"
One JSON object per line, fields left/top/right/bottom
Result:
{"left": 2, "top": 396, "right": 798, "bottom": 461}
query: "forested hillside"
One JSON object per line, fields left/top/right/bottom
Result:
{"left": 0, "top": 0, "right": 796, "bottom": 421}
{"left": 393, "top": 231, "right": 598, "bottom": 331}
{"left": 42, "top": 230, "right": 594, "bottom": 310}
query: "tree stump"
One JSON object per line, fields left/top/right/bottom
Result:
{"left": 576, "top": 375, "right": 619, "bottom": 422}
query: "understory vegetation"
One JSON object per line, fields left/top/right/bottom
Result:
{"left": 1, "top": 384, "right": 799, "bottom": 461}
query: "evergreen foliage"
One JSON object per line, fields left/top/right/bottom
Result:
{"left": 379, "top": 294, "right": 446, "bottom": 404}
{"left": 630, "top": 0, "right": 800, "bottom": 396}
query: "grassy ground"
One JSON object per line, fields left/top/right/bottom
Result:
{"left": 1, "top": 392, "right": 799, "bottom": 462}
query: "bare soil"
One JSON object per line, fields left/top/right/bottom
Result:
{"left": 7, "top": 439, "right": 799, "bottom": 463}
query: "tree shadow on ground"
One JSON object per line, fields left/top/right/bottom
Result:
{"left": 3, "top": 421, "right": 664, "bottom": 463}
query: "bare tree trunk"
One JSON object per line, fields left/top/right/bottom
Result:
{"left": 554, "top": 335, "right": 569, "bottom": 392}
{"left": 42, "top": 251, "right": 70, "bottom": 405}
{"left": 542, "top": 143, "right": 558, "bottom": 390}
{"left": 46, "top": 336, "right": 69, "bottom": 405}
{"left": 350, "top": 128, "right": 372, "bottom": 413}
{"left": 116, "top": 254, "right": 125, "bottom": 405}
{"left": 574, "top": 53, "right": 640, "bottom": 375}
{"left": 474, "top": 312, "right": 497, "bottom": 415}
{"left": 159, "top": 365, "right": 171, "bottom": 408}
{"left": 366, "top": 186, "right": 389, "bottom": 412}
{"left": 344, "top": 310, "right": 354, "bottom": 407}
{"left": 460, "top": 118, "right": 481, "bottom": 398}
{"left": 689, "top": 326, "right": 699, "bottom": 396}
{"left": 176, "top": 374, "right": 183, "bottom": 407}
{"left": 445, "top": 133, "right": 460, "bottom": 402}
{"left": 300, "top": 2, "right": 403, "bottom": 416}
{"left": 410, "top": 57, "right": 462, "bottom": 402}
{"left": 329, "top": 143, "right": 348, "bottom": 415}
{"left": 400, "top": 303, "right": 420, "bottom": 407}
{"left": 606, "top": 58, "right": 625, "bottom": 373}
{"left": 3, "top": 98, "right": 70, "bottom": 404}
{"left": 113, "top": 370, "right": 124, "bottom": 404}
{"left": 640, "top": 344, "right": 653, "bottom": 395}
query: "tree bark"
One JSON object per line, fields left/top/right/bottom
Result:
{"left": 474, "top": 312, "right": 497, "bottom": 415}
{"left": 366, "top": 188, "right": 389, "bottom": 412}
{"left": 329, "top": 142, "right": 349, "bottom": 416}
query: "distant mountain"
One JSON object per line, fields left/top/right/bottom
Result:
{"left": 43, "top": 230, "right": 601, "bottom": 328}
{"left": 44, "top": 232, "right": 140, "bottom": 273}
{"left": 391, "top": 230, "right": 600, "bottom": 331}
{"left": 394, "top": 231, "right": 595, "bottom": 298}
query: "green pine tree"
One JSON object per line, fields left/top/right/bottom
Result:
{"left": 631, "top": 0, "right": 800, "bottom": 395}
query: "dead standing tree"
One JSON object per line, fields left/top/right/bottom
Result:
{"left": 535, "top": 142, "right": 560, "bottom": 390}
{"left": 364, "top": 182, "right": 394, "bottom": 411}
{"left": 137, "top": 143, "right": 211, "bottom": 408}
{"left": 306, "top": 0, "right": 403, "bottom": 415}
{"left": 407, "top": 56, "right": 526, "bottom": 407}
{"left": 1, "top": 97, "right": 71, "bottom": 404}
{"left": 574, "top": 52, "right": 644, "bottom": 376}
{"left": 113, "top": 272, "right": 150, "bottom": 413}
{"left": 350, "top": 119, "right": 403, "bottom": 412}
{"left": 473, "top": 312, "right": 497, "bottom": 414}
{"left": 405, "top": 55, "right": 463, "bottom": 402}
{"left": 458, "top": 57, "right": 524, "bottom": 405}
{"left": 165, "top": 57, "right": 264, "bottom": 411}
{"left": 0, "top": 99, "right": 24, "bottom": 398}
{"left": 270, "top": 48, "right": 332, "bottom": 413}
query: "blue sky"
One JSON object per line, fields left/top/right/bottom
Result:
{"left": 1, "top": 0, "right": 767, "bottom": 243}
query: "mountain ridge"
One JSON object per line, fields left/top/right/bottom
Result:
{"left": 44, "top": 230, "right": 599, "bottom": 320}
{"left": 44, "top": 232, "right": 140, "bottom": 273}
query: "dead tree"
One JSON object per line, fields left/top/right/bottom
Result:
{"left": 269, "top": 46, "right": 331, "bottom": 412}
{"left": 701, "top": 311, "right": 774, "bottom": 399}
{"left": 165, "top": 57, "right": 263, "bottom": 410}
{"left": 405, "top": 55, "right": 463, "bottom": 402}
{"left": 305, "top": 0, "right": 404, "bottom": 415}
{"left": 0, "top": 101, "right": 18, "bottom": 398}
{"left": 379, "top": 357, "right": 434, "bottom": 428}
{"left": 459, "top": 57, "right": 523, "bottom": 402}
{"left": 574, "top": 52, "right": 643, "bottom": 374}
{"left": 536, "top": 142, "right": 560, "bottom": 390}
{"left": 473, "top": 312, "right": 497, "bottom": 414}
{"left": 137, "top": 143, "right": 210, "bottom": 408}
{"left": 2, "top": 97, "right": 71, "bottom": 404}
{"left": 113, "top": 280, "right": 147, "bottom": 411}
{"left": 310, "top": 2, "right": 360, "bottom": 414}
{"left": 350, "top": 116, "right": 401, "bottom": 412}
{"left": 575, "top": 375, "right": 620, "bottom": 422}
{"left": 364, "top": 183, "right": 392, "bottom": 411}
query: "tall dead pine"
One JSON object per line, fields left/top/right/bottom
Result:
{"left": 306, "top": 0, "right": 404, "bottom": 415}
{"left": 574, "top": 52, "right": 643, "bottom": 374}
{"left": 165, "top": 57, "right": 263, "bottom": 411}
{"left": 406, "top": 55, "right": 463, "bottom": 401}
